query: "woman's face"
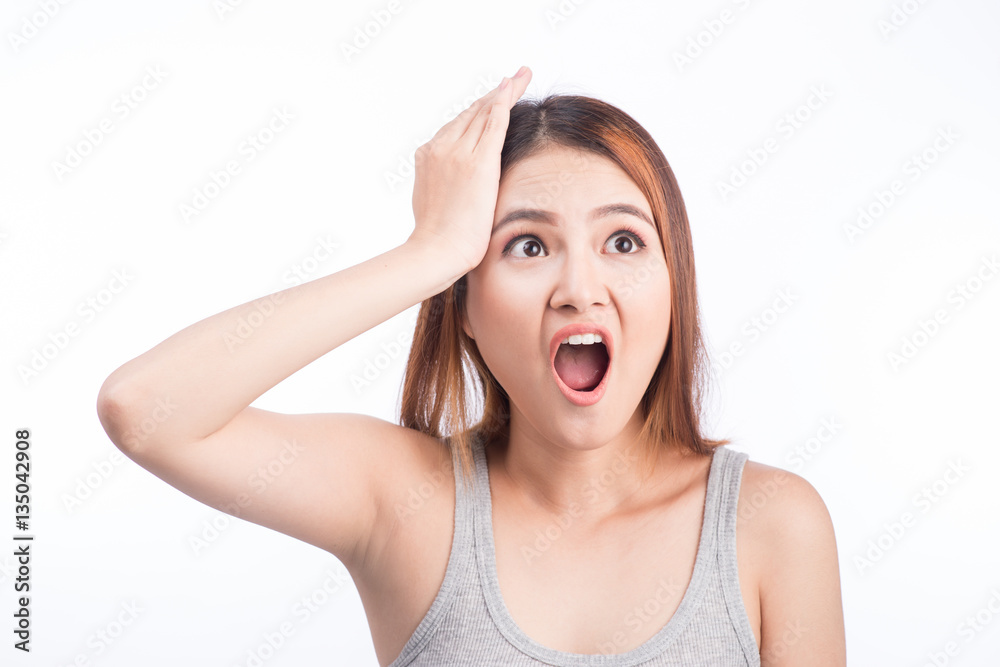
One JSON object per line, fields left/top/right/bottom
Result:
{"left": 462, "top": 144, "right": 672, "bottom": 448}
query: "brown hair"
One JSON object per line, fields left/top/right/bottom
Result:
{"left": 398, "top": 94, "right": 729, "bottom": 491}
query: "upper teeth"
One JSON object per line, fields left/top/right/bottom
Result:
{"left": 560, "top": 333, "right": 603, "bottom": 345}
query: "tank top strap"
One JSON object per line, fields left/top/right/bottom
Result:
{"left": 711, "top": 445, "right": 749, "bottom": 542}
{"left": 711, "top": 445, "right": 759, "bottom": 661}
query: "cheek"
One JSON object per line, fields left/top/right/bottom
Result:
{"left": 616, "top": 259, "right": 671, "bottom": 359}
{"left": 465, "top": 272, "right": 502, "bottom": 332}
{"left": 464, "top": 274, "right": 518, "bottom": 355}
{"left": 464, "top": 273, "right": 542, "bottom": 386}
{"left": 466, "top": 263, "right": 537, "bottom": 330}
{"left": 615, "top": 255, "right": 671, "bottom": 312}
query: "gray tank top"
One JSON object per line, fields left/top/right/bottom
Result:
{"left": 387, "top": 432, "right": 761, "bottom": 666}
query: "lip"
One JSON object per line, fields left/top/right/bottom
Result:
{"left": 549, "top": 323, "right": 614, "bottom": 407}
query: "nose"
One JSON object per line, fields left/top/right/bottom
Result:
{"left": 549, "top": 243, "right": 610, "bottom": 313}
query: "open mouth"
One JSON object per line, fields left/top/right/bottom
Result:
{"left": 549, "top": 325, "right": 614, "bottom": 406}
{"left": 553, "top": 339, "right": 610, "bottom": 391}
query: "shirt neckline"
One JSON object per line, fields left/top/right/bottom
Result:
{"left": 471, "top": 435, "right": 726, "bottom": 666}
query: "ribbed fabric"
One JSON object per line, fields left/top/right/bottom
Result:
{"left": 387, "top": 433, "right": 761, "bottom": 667}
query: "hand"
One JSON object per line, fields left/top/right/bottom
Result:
{"left": 408, "top": 66, "right": 533, "bottom": 274}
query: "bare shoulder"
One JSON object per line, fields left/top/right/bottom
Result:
{"left": 736, "top": 459, "right": 846, "bottom": 666}
{"left": 736, "top": 460, "right": 838, "bottom": 578}
{"left": 737, "top": 461, "right": 834, "bottom": 537}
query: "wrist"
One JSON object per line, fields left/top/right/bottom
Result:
{"left": 403, "top": 233, "right": 475, "bottom": 282}
{"left": 400, "top": 235, "right": 473, "bottom": 292}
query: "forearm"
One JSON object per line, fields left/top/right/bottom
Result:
{"left": 97, "top": 238, "right": 465, "bottom": 449}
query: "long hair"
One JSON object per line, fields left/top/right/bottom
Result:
{"left": 398, "top": 94, "right": 728, "bottom": 490}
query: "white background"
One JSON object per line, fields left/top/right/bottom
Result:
{"left": 2, "top": 0, "right": 999, "bottom": 665}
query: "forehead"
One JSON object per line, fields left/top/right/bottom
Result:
{"left": 498, "top": 145, "right": 641, "bottom": 201}
{"left": 493, "top": 145, "right": 660, "bottom": 239}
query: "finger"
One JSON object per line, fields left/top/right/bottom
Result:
{"left": 430, "top": 75, "right": 511, "bottom": 144}
{"left": 436, "top": 67, "right": 530, "bottom": 145}
{"left": 467, "top": 82, "right": 513, "bottom": 157}
{"left": 466, "top": 69, "right": 531, "bottom": 154}
{"left": 460, "top": 70, "right": 529, "bottom": 149}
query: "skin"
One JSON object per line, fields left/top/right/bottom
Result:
{"left": 462, "top": 143, "right": 674, "bottom": 516}
{"left": 456, "top": 143, "right": 846, "bottom": 663}
{"left": 97, "top": 65, "right": 845, "bottom": 665}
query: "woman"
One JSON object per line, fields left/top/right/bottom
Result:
{"left": 97, "top": 65, "right": 846, "bottom": 665}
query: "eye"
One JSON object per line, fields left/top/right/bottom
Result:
{"left": 502, "top": 234, "right": 547, "bottom": 258}
{"left": 500, "top": 226, "right": 649, "bottom": 259}
{"left": 605, "top": 228, "right": 647, "bottom": 254}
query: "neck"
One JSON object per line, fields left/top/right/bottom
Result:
{"left": 487, "top": 408, "right": 682, "bottom": 523}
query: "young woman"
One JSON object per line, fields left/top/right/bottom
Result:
{"left": 97, "top": 65, "right": 846, "bottom": 666}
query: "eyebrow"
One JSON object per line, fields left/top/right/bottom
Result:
{"left": 490, "top": 203, "right": 656, "bottom": 237}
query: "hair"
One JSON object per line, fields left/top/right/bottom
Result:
{"left": 398, "top": 93, "right": 729, "bottom": 492}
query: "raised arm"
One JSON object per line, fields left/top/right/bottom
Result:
{"left": 96, "top": 66, "right": 533, "bottom": 569}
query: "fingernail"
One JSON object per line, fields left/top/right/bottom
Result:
{"left": 513, "top": 66, "right": 527, "bottom": 78}
{"left": 499, "top": 77, "right": 510, "bottom": 91}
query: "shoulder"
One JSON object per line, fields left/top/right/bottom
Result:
{"left": 735, "top": 459, "right": 834, "bottom": 535}
{"left": 735, "top": 457, "right": 846, "bottom": 664}
{"left": 735, "top": 459, "right": 838, "bottom": 568}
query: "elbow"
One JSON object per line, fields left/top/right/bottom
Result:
{"left": 96, "top": 374, "right": 136, "bottom": 453}
{"left": 96, "top": 372, "right": 179, "bottom": 456}
{"left": 96, "top": 371, "right": 162, "bottom": 455}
